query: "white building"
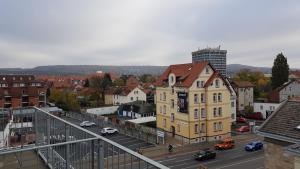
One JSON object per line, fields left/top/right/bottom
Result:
{"left": 269, "top": 80, "right": 300, "bottom": 103}
{"left": 254, "top": 102, "right": 283, "bottom": 119}
{"left": 231, "top": 81, "right": 255, "bottom": 112}
{"left": 225, "top": 78, "right": 237, "bottom": 122}
{"left": 113, "top": 86, "right": 146, "bottom": 105}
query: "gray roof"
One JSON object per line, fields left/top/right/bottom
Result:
{"left": 259, "top": 100, "right": 300, "bottom": 143}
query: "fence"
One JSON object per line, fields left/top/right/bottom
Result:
{"left": 66, "top": 112, "right": 157, "bottom": 145}
{"left": 0, "top": 107, "right": 169, "bottom": 169}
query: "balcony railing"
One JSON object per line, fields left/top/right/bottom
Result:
{"left": 0, "top": 107, "right": 169, "bottom": 169}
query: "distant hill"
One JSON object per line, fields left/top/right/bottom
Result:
{"left": 0, "top": 65, "right": 168, "bottom": 76}
{"left": 0, "top": 64, "right": 296, "bottom": 76}
{"left": 227, "top": 64, "right": 271, "bottom": 76}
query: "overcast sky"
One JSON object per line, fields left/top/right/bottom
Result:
{"left": 0, "top": 0, "right": 300, "bottom": 68}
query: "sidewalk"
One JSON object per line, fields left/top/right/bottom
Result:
{"left": 141, "top": 133, "right": 262, "bottom": 159}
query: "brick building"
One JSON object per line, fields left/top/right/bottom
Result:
{"left": 0, "top": 75, "right": 47, "bottom": 108}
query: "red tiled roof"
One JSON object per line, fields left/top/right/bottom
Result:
{"left": 289, "top": 71, "right": 300, "bottom": 78}
{"left": 157, "top": 61, "right": 209, "bottom": 87}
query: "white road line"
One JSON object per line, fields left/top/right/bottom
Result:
{"left": 215, "top": 156, "right": 264, "bottom": 169}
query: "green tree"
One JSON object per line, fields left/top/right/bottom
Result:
{"left": 113, "top": 78, "right": 125, "bottom": 86}
{"left": 89, "top": 73, "right": 112, "bottom": 106}
{"left": 49, "top": 89, "right": 80, "bottom": 111}
{"left": 271, "top": 53, "right": 289, "bottom": 89}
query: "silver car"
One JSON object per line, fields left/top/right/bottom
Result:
{"left": 80, "top": 121, "right": 96, "bottom": 127}
{"left": 101, "top": 127, "right": 118, "bottom": 135}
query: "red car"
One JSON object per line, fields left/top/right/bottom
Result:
{"left": 236, "top": 117, "right": 247, "bottom": 123}
{"left": 246, "top": 112, "right": 263, "bottom": 120}
{"left": 236, "top": 126, "right": 250, "bottom": 132}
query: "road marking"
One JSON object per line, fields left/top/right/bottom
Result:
{"left": 214, "top": 156, "right": 264, "bottom": 169}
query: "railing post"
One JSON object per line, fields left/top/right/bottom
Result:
{"left": 97, "top": 139, "right": 104, "bottom": 169}
{"left": 65, "top": 124, "right": 70, "bottom": 169}
{"left": 46, "top": 117, "right": 51, "bottom": 165}
{"left": 34, "top": 109, "right": 38, "bottom": 146}
{"left": 91, "top": 140, "right": 95, "bottom": 169}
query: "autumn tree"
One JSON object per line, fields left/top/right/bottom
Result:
{"left": 271, "top": 53, "right": 289, "bottom": 89}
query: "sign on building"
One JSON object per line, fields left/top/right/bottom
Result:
{"left": 177, "top": 92, "right": 188, "bottom": 113}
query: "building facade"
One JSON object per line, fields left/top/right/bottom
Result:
{"left": 112, "top": 86, "right": 146, "bottom": 105}
{"left": 0, "top": 75, "right": 47, "bottom": 108}
{"left": 231, "top": 81, "right": 254, "bottom": 112}
{"left": 269, "top": 80, "right": 300, "bottom": 103}
{"left": 253, "top": 102, "right": 283, "bottom": 119}
{"left": 192, "top": 46, "right": 227, "bottom": 76}
{"left": 156, "top": 62, "right": 232, "bottom": 143}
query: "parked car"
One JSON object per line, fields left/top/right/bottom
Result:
{"left": 236, "top": 125, "right": 250, "bottom": 132}
{"left": 214, "top": 138, "right": 235, "bottom": 150}
{"left": 245, "top": 141, "right": 263, "bottom": 151}
{"left": 80, "top": 121, "right": 96, "bottom": 127}
{"left": 101, "top": 127, "right": 118, "bottom": 135}
{"left": 236, "top": 117, "right": 247, "bottom": 123}
{"left": 194, "top": 150, "right": 216, "bottom": 161}
{"left": 246, "top": 112, "right": 263, "bottom": 120}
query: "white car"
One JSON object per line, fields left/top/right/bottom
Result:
{"left": 101, "top": 127, "right": 118, "bottom": 135}
{"left": 80, "top": 121, "right": 96, "bottom": 127}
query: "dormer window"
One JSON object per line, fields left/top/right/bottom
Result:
{"left": 168, "top": 73, "right": 176, "bottom": 86}
{"left": 206, "top": 67, "right": 209, "bottom": 74}
{"left": 215, "top": 79, "right": 220, "bottom": 88}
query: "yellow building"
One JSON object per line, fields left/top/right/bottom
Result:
{"left": 156, "top": 61, "right": 232, "bottom": 143}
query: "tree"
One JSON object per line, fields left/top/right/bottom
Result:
{"left": 89, "top": 73, "right": 112, "bottom": 106}
{"left": 49, "top": 89, "right": 80, "bottom": 111}
{"left": 271, "top": 53, "right": 289, "bottom": 89}
{"left": 113, "top": 78, "right": 125, "bottom": 86}
{"left": 99, "top": 73, "right": 112, "bottom": 104}
{"left": 84, "top": 78, "right": 89, "bottom": 87}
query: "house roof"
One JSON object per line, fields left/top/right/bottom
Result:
{"left": 258, "top": 100, "right": 300, "bottom": 143}
{"left": 290, "top": 71, "right": 300, "bottom": 78}
{"left": 156, "top": 61, "right": 210, "bottom": 87}
{"left": 274, "top": 80, "right": 300, "bottom": 92}
{"left": 231, "top": 80, "right": 255, "bottom": 88}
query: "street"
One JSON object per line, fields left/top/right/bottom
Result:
{"left": 155, "top": 136, "right": 264, "bottom": 169}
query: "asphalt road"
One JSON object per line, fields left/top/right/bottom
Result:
{"left": 156, "top": 137, "right": 264, "bottom": 169}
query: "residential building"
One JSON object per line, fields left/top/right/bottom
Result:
{"left": 258, "top": 100, "right": 300, "bottom": 169}
{"left": 253, "top": 102, "right": 283, "bottom": 119}
{"left": 0, "top": 75, "right": 47, "bottom": 108}
{"left": 156, "top": 62, "right": 232, "bottom": 143}
{"left": 117, "top": 101, "right": 155, "bottom": 119}
{"left": 112, "top": 86, "right": 146, "bottom": 105}
{"left": 225, "top": 78, "right": 237, "bottom": 122}
{"left": 289, "top": 70, "right": 300, "bottom": 80}
{"left": 192, "top": 46, "right": 227, "bottom": 76}
{"left": 269, "top": 80, "right": 300, "bottom": 103}
{"left": 231, "top": 81, "right": 255, "bottom": 112}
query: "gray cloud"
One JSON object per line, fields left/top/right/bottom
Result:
{"left": 0, "top": 0, "right": 300, "bottom": 68}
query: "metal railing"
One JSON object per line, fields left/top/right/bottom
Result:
{"left": 0, "top": 107, "right": 168, "bottom": 169}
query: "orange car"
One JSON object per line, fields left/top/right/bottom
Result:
{"left": 214, "top": 138, "right": 235, "bottom": 150}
